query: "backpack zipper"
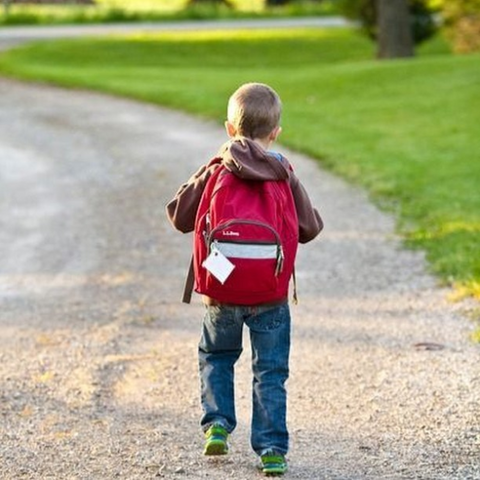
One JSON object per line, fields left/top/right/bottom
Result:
{"left": 208, "top": 219, "right": 284, "bottom": 276}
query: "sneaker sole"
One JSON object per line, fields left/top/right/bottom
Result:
{"left": 204, "top": 440, "right": 228, "bottom": 456}
{"left": 262, "top": 465, "right": 287, "bottom": 476}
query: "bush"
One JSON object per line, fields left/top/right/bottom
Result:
{"left": 339, "top": 0, "right": 437, "bottom": 45}
{"left": 442, "top": 0, "right": 480, "bottom": 53}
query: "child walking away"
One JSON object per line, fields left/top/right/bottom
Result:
{"left": 166, "top": 83, "right": 323, "bottom": 475}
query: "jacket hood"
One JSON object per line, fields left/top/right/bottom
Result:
{"left": 218, "top": 137, "right": 291, "bottom": 181}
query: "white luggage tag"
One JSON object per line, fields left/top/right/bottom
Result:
{"left": 202, "top": 244, "right": 235, "bottom": 284}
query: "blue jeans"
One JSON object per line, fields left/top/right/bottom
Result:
{"left": 198, "top": 302, "right": 291, "bottom": 456}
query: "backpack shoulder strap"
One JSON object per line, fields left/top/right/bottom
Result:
{"left": 182, "top": 163, "right": 224, "bottom": 304}
{"left": 182, "top": 256, "right": 195, "bottom": 304}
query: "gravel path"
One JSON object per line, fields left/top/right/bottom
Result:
{"left": 0, "top": 17, "right": 348, "bottom": 50}
{"left": 0, "top": 76, "right": 478, "bottom": 480}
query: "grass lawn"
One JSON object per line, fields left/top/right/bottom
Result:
{"left": 0, "top": 28, "right": 479, "bottom": 300}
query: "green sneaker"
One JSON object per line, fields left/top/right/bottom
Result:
{"left": 203, "top": 424, "right": 229, "bottom": 456}
{"left": 260, "top": 449, "right": 288, "bottom": 476}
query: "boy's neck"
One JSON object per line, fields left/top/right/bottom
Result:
{"left": 231, "top": 135, "right": 273, "bottom": 151}
{"left": 252, "top": 137, "right": 272, "bottom": 151}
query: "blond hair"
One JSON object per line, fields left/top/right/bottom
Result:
{"left": 227, "top": 83, "right": 282, "bottom": 140}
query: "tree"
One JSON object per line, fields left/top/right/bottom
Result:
{"left": 339, "top": 0, "right": 437, "bottom": 58}
{"left": 2, "top": 0, "right": 11, "bottom": 17}
{"left": 377, "top": 0, "right": 414, "bottom": 58}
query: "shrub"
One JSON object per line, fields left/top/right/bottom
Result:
{"left": 442, "top": 0, "right": 480, "bottom": 53}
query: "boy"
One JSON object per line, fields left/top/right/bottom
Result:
{"left": 166, "top": 83, "right": 322, "bottom": 475}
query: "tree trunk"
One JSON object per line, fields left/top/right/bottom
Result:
{"left": 377, "top": 0, "right": 414, "bottom": 59}
{"left": 3, "top": 0, "right": 11, "bottom": 17}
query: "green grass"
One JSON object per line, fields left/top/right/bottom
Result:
{"left": 0, "top": 28, "right": 479, "bottom": 299}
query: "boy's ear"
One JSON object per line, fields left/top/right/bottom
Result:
{"left": 225, "top": 121, "right": 237, "bottom": 138}
{"left": 270, "top": 126, "right": 282, "bottom": 142}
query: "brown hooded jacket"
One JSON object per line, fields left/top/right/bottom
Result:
{"left": 166, "top": 137, "right": 323, "bottom": 243}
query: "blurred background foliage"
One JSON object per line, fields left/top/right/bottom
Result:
{"left": 441, "top": 0, "right": 480, "bottom": 52}
{"left": 1, "top": 0, "right": 479, "bottom": 53}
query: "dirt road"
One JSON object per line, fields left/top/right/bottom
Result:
{"left": 0, "top": 75, "right": 478, "bottom": 479}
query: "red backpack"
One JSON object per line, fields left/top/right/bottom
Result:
{"left": 183, "top": 160, "right": 299, "bottom": 305}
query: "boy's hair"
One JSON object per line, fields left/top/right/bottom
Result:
{"left": 227, "top": 83, "right": 282, "bottom": 140}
